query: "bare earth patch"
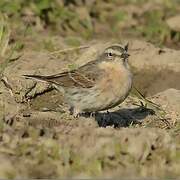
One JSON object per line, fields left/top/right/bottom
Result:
{"left": 0, "top": 39, "right": 180, "bottom": 178}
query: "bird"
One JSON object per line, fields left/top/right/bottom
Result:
{"left": 23, "top": 43, "right": 132, "bottom": 117}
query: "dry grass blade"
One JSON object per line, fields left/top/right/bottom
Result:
{"left": 0, "top": 14, "right": 10, "bottom": 58}
{"left": 132, "top": 86, "right": 163, "bottom": 111}
{"left": 0, "top": 14, "right": 22, "bottom": 75}
{"left": 132, "top": 86, "right": 171, "bottom": 128}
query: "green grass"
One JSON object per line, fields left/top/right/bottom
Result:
{"left": 0, "top": 0, "right": 179, "bottom": 45}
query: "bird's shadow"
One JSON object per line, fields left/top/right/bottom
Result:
{"left": 85, "top": 106, "right": 155, "bottom": 128}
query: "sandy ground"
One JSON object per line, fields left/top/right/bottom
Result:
{"left": 0, "top": 38, "right": 180, "bottom": 178}
{"left": 0, "top": 0, "right": 180, "bottom": 178}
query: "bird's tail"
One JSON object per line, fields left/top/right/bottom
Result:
{"left": 22, "top": 74, "right": 65, "bottom": 93}
{"left": 22, "top": 74, "right": 50, "bottom": 83}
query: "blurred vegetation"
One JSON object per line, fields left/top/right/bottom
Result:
{"left": 0, "top": 0, "right": 179, "bottom": 45}
{"left": 0, "top": 14, "right": 23, "bottom": 75}
{"left": 0, "top": 0, "right": 180, "bottom": 179}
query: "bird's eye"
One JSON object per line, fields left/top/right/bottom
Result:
{"left": 107, "top": 52, "right": 113, "bottom": 58}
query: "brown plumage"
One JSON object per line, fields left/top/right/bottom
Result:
{"left": 23, "top": 44, "right": 132, "bottom": 117}
{"left": 24, "top": 60, "right": 105, "bottom": 88}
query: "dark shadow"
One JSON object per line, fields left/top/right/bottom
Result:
{"left": 92, "top": 106, "right": 155, "bottom": 128}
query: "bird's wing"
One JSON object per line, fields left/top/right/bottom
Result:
{"left": 23, "top": 60, "right": 104, "bottom": 88}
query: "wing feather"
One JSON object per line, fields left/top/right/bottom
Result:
{"left": 23, "top": 60, "right": 104, "bottom": 88}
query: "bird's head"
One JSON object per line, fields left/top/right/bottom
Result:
{"left": 100, "top": 43, "right": 130, "bottom": 66}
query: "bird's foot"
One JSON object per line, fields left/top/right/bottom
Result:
{"left": 70, "top": 107, "right": 81, "bottom": 118}
{"left": 89, "top": 112, "right": 96, "bottom": 118}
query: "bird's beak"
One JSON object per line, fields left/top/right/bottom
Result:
{"left": 121, "top": 52, "right": 130, "bottom": 59}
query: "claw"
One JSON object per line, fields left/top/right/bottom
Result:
{"left": 73, "top": 109, "right": 80, "bottom": 118}
{"left": 70, "top": 107, "right": 81, "bottom": 118}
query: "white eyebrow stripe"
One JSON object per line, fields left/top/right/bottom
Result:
{"left": 105, "top": 48, "right": 123, "bottom": 56}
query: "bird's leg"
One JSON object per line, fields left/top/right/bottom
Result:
{"left": 89, "top": 112, "right": 96, "bottom": 118}
{"left": 73, "top": 108, "right": 81, "bottom": 118}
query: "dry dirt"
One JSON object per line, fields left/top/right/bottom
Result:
{"left": 0, "top": 38, "right": 180, "bottom": 178}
